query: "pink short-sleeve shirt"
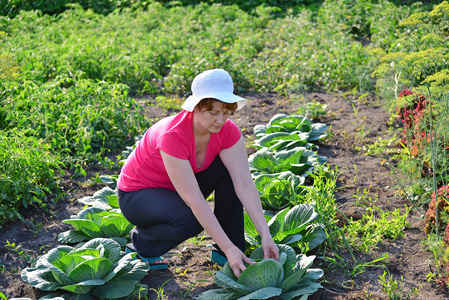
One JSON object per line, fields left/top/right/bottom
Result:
{"left": 117, "top": 110, "right": 241, "bottom": 192}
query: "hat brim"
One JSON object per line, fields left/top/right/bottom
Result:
{"left": 182, "top": 92, "right": 247, "bottom": 112}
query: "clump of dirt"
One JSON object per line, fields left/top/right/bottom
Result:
{"left": 0, "top": 91, "right": 447, "bottom": 300}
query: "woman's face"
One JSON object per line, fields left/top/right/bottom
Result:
{"left": 194, "top": 100, "right": 232, "bottom": 134}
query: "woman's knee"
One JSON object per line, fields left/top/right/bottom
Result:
{"left": 174, "top": 213, "right": 203, "bottom": 238}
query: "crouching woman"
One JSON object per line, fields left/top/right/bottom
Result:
{"left": 117, "top": 69, "right": 279, "bottom": 278}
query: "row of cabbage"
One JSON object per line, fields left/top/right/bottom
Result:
{"left": 197, "top": 113, "right": 329, "bottom": 299}
{"left": 19, "top": 113, "right": 329, "bottom": 300}
{"left": 19, "top": 175, "right": 148, "bottom": 299}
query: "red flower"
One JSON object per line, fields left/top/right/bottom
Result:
{"left": 425, "top": 185, "right": 449, "bottom": 234}
{"left": 399, "top": 89, "right": 414, "bottom": 97}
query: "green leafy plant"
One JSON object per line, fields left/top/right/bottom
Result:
{"left": 0, "top": 52, "right": 20, "bottom": 80}
{"left": 253, "top": 114, "right": 328, "bottom": 151}
{"left": 21, "top": 238, "right": 149, "bottom": 299}
{"left": 378, "top": 270, "right": 419, "bottom": 300}
{"left": 244, "top": 204, "right": 327, "bottom": 253}
{"left": 248, "top": 147, "right": 327, "bottom": 179}
{"left": 77, "top": 187, "right": 119, "bottom": 210}
{"left": 1, "top": 75, "right": 149, "bottom": 162}
{"left": 253, "top": 171, "right": 307, "bottom": 211}
{"left": 197, "top": 244, "right": 323, "bottom": 300}
{"left": 58, "top": 207, "right": 135, "bottom": 246}
{"left": 325, "top": 252, "right": 389, "bottom": 278}
{"left": 5, "top": 240, "right": 37, "bottom": 266}
{"left": 149, "top": 278, "right": 172, "bottom": 300}
{"left": 187, "top": 232, "right": 207, "bottom": 246}
{"left": 295, "top": 100, "right": 328, "bottom": 121}
{"left": 0, "top": 129, "right": 64, "bottom": 225}
{"left": 343, "top": 206, "right": 411, "bottom": 252}
{"left": 98, "top": 174, "right": 119, "bottom": 189}
{"left": 253, "top": 131, "right": 313, "bottom": 151}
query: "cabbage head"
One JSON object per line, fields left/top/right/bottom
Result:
{"left": 58, "top": 207, "right": 135, "bottom": 246}
{"left": 248, "top": 147, "right": 327, "bottom": 179}
{"left": 253, "top": 114, "right": 328, "bottom": 142}
{"left": 21, "top": 238, "right": 149, "bottom": 299}
{"left": 244, "top": 204, "right": 327, "bottom": 253}
{"left": 197, "top": 244, "right": 323, "bottom": 300}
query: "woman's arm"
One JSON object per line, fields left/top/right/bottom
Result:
{"left": 220, "top": 137, "right": 279, "bottom": 260}
{"left": 160, "top": 150, "right": 254, "bottom": 277}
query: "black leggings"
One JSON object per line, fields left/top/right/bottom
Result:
{"left": 118, "top": 156, "right": 245, "bottom": 258}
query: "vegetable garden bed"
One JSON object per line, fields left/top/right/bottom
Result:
{"left": 1, "top": 1, "right": 448, "bottom": 299}
{"left": 1, "top": 91, "right": 447, "bottom": 299}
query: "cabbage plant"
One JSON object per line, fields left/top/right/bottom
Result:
{"left": 248, "top": 147, "right": 327, "bottom": 178}
{"left": 245, "top": 204, "right": 327, "bottom": 253}
{"left": 197, "top": 244, "right": 323, "bottom": 300}
{"left": 21, "top": 238, "right": 149, "bottom": 299}
{"left": 77, "top": 186, "right": 119, "bottom": 210}
{"left": 253, "top": 131, "right": 313, "bottom": 151}
{"left": 254, "top": 172, "right": 307, "bottom": 211}
{"left": 58, "top": 207, "right": 135, "bottom": 246}
{"left": 253, "top": 114, "right": 328, "bottom": 142}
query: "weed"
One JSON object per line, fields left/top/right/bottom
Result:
{"left": 149, "top": 279, "right": 171, "bottom": 300}
{"left": 39, "top": 244, "right": 52, "bottom": 254}
{"left": 325, "top": 252, "right": 389, "bottom": 278}
{"left": 353, "top": 188, "right": 378, "bottom": 207}
{"left": 353, "top": 122, "right": 373, "bottom": 144}
{"left": 351, "top": 102, "right": 359, "bottom": 118}
{"left": 294, "top": 98, "right": 328, "bottom": 121}
{"left": 26, "top": 218, "right": 43, "bottom": 237}
{"left": 343, "top": 206, "right": 411, "bottom": 252}
{"left": 170, "top": 250, "right": 184, "bottom": 259}
{"left": 152, "top": 96, "right": 182, "bottom": 113}
{"left": 175, "top": 281, "right": 199, "bottom": 299}
{"left": 76, "top": 173, "right": 102, "bottom": 188}
{"left": 5, "top": 240, "right": 37, "bottom": 267}
{"left": 363, "top": 136, "right": 401, "bottom": 157}
{"left": 205, "top": 192, "right": 215, "bottom": 202}
{"left": 188, "top": 232, "right": 207, "bottom": 246}
{"left": 378, "top": 271, "right": 419, "bottom": 299}
{"left": 177, "top": 268, "right": 190, "bottom": 276}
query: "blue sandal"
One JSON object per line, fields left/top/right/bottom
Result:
{"left": 125, "top": 243, "right": 168, "bottom": 270}
{"left": 207, "top": 244, "right": 228, "bottom": 266}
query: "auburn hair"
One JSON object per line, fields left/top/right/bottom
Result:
{"left": 196, "top": 98, "right": 237, "bottom": 114}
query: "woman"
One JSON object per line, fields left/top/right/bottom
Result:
{"left": 118, "top": 69, "right": 279, "bottom": 278}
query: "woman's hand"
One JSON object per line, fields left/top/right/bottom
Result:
{"left": 224, "top": 246, "right": 256, "bottom": 278}
{"left": 261, "top": 235, "right": 279, "bottom": 261}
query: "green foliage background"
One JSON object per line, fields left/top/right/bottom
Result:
{"left": 0, "top": 0, "right": 446, "bottom": 229}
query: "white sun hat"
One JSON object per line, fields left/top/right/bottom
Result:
{"left": 181, "top": 69, "right": 247, "bottom": 112}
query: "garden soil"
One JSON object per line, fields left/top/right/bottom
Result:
{"left": 1, "top": 91, "right": 448, "bottom": 300}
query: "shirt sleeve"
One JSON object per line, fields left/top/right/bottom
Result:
{"left": 157, "top": 131, "right": 191, "bottom": 160}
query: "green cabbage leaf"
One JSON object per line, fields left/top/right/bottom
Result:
{"left": 21, "top": 238, "right": 149, "bottom": 299}
{"left": 253, "top": 114, "right": 328, "bottom": 149}
{"left": 253, "top": 172, "right": 307, "bottom": 211}
{"left": 58, "top": 207, "right": 135, "bottom": 246}
{"left": 77, "top": 187, "right": 119, "bottom": 211}
{"left": 244, "top": 204, "right": 327, "bottom": 252}
{"left": 248, "top": 147, "right": 327, "bottom": 178}
{"left": 197, "top": 244, "right": 323, "bottom": 300}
